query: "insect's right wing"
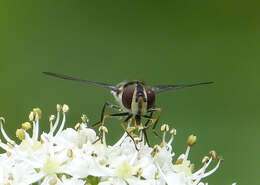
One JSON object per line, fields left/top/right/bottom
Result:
{"left": 43, "top": 72, "right": 118, "bottom": 92}
{"left": 152, "top": 81, "right": 214, "bottom": 94}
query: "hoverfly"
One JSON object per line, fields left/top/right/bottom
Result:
{"left": 43, "top": 72, "right": 213, "bottom": 149}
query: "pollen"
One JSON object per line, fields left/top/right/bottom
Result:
{"left": 22, "top": 122, "right": 31, "bottom": 130}
{"left": 16, "top": 128, "right": 25, "bottom": 140}
{"left": 187, "top": 134, "right": 197, "bottom": 147}
{"left": 115, "top": 161, "right": 133, "bottom": 179}
{"left": 43, "top": 157, "right": 61, "bottom": 175}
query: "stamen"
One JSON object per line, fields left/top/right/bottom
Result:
{"left": 81, "top": 114, "right": 89, "bottom": 126}
{"left": 49, "top": 106, "right": 61, "bottom": 135}
{"left": 0, "top": 118, "right": 14, "bottom": 144}
{"left": 151, "top": 145, "right": 160, "bottom": 157}
{"left": 192, "top": 157, "right": 213, "bottom": 181}
{"left": 161, "top": 124, "right": 169, "bottom": 145}
{"left": 49, "top": 115, "right": 55, "bottom": 131}
{"left": 16, "top": 128, "right": 25, "bottom": 140}
{"left": 55, "top": 105, "right": 68, "bottom": 136}
{"left": 99, "top": 126, "right": 108, "bottom": 147}
{"left": 21, "top": 122, "right": 31, "bottom": 131}
{"left": 168, "top": 128, "right": 176, "bottom": 145}
{"left": 0, "top": 141, "right": 14, "bottom": 153}
{"left": 202, "top": 159, "right": 222, "bottom": 178}
{"left": 187, "top": 134, "right": 197, "bottom": 147}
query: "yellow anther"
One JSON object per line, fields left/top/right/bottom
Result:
{"left": 62, "top": 104, "right": 69, "bottom": 113}
{"left": 8, "top": 173, "right": 14, "bottom": 181}
{"left": 49, "top": 178, "right": 57, "bottom": 185}
{"left": 154, "top": 172, "right": 160, "bottom": 180}
{"left": 175, "top": 158, "right": 184, "bottom": 165}
{"left": 161, "top": 124, "right": 169, "bottom": 132}
{"left": 33, "top": 108, "right": 42, "bottom": 119}
{"left": 202, "top": 156, "right": 210, "bottom": 164}
{"left": 99, "top": 126, "right": 108, "bottom": 133}
{"left": 187, "top": 134, "right": 197, "bottom": 147}
{"left": 91, "top": 151, "right": 98, "bottom": 157}
{"left": 81, "top": 114, "right": 89, "bottom": 123}
{"left": 218, "top": 156, "right": 224, "bottom": 162}
{"left": 136, "top": 168, "right": 143, "bottom": 177}
{"left": 56, "top": 104, "right": 62, "bottom": 112}
{"left": 67, "top": 149, "right": 73, "bottom": 158}
{"left": 209, "top": 150, "right": 217, "bottom": 160}
{"left": 0, "top": 117, "right": 5, "bottom": 124}
{"left": 22, "top": 122, "right": 31, "bottom": 130}
{"left": 16, "top": 128, "right": 25, "bottom": 140}
{"left": 75, "top": 123, "right": 81, "bottom": 131}
{"left": 49, "top": 115, "right": 55, "bottom": 122}
{"left": 29, "top": 111, "right": 35, "bottom": 121}
{"left": 151, "top": 145, "right": 160, "bottom": 157}
{"left": 170, "top": 128, "right": 177, "bottom": 135}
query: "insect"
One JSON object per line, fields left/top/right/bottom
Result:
{"left": 43, "top": 72, "right": 213, "bottom": 149}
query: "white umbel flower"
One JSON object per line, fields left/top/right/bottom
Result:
{"left": 0, "top": 105, "right": 235, "bottom": 185}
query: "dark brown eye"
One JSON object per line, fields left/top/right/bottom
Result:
{"left": 146, "top": 87, "right": 155, "bottom": 109}
{"left": 122, "top": 85, "right": 135, "bottom": 109}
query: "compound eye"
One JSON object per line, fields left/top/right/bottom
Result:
{"left": 146, "top": 87, "right": 155, "bottom": 109}
{"left": 122, "top": 85, "right": 135, "bottom": 109}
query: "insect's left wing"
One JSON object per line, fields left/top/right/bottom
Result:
{"left": 43, "top": 72, "right": 119, "bottom": 92}
{"left": 152, "top": 81, "right": 214, "bottom": 94}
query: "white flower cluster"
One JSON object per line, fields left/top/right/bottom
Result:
{"left": 0, "top": 105, "right": 229, "bottom": 185}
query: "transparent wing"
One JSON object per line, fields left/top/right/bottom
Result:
{"left": 43, "top": 72, "right": 118, "bottom": 92}
{"left": 152, "top": 81, "right": 214, "bottom": 94}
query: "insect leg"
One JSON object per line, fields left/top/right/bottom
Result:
{"left": 142, "top": 128, "right": 150, "bottom": 147}
{"left": 92, "top": 112, "right": 129, "bottom": 128}
{"left": 92, "top": 112, "right": 130, "bottom": 145}
{"left": 120, "top": 114, "right": 139, "bottom": 151}
{"left": 91, "top": 101, "right": 123, "bottom": 128}
{"left": 139, "top": 112, "right": 153, "bottom": 146}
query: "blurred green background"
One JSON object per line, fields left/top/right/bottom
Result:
{"left": 0, "top": 0, "right": 259, "bottom": 184}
